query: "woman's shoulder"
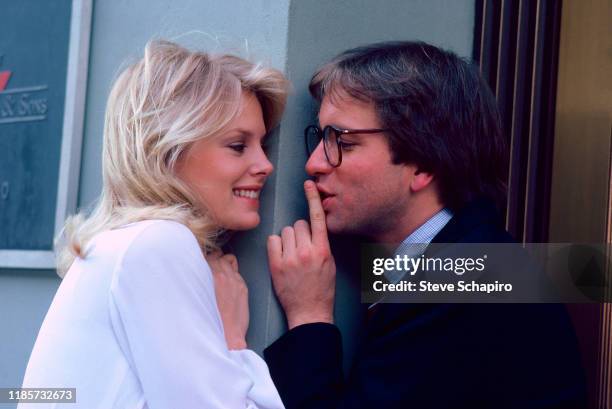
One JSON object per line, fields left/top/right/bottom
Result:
{"left": 90, "top": 219, "right": 204, "bottom": 267}
{"left": 126, "top": 219, "right": 196, "bottom": 242}
{"left": 97, "top": 219, "right": 197, "bottom": 249}
{"left": 107, "top": 219, "right": 212, "bottom": 291}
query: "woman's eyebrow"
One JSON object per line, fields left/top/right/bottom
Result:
{"left": 225, "top": 128, "right": 266, "bottom": 139}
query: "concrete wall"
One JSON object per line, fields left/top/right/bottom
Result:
{"left": 0, "top": 0, "right": 474, "bottom": 404}
{"left": 0, "top": 270, "right": 59, "bottom": 409}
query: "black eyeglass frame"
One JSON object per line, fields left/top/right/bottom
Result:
{"left": 304, "top": 124, "right": 389, "bottom": 167}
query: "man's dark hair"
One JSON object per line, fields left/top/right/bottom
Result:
{"left": 309, "top": 41, "right": 508, "bottom": 212}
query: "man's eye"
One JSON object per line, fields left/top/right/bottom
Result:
{"left": 229, "top": 143, "right": 246, "bottom": 153}
{"left": 339, "top": 141, "right": 356, "bottom": 151}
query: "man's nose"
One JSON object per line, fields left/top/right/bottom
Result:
{"left": 305, "top": 141, "right": 333, "bottom": 177}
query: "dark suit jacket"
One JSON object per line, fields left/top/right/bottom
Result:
{"left": 264, "top": 199, "right": 587, "bottom": 409}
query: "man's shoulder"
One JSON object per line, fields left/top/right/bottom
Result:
{"left": 432, "top": 198, "right": 514, "bottom": 244}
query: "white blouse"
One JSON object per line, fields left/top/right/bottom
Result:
{"left": 19, "top": 220, "right": 284, "bottom": 409}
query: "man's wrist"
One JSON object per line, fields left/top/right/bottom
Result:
{"left": 287, "top": 313, "right": 334, "bottom": 330}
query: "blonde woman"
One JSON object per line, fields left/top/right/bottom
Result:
{"left": 20, "top": 40, "right": 289, "bottom": 409}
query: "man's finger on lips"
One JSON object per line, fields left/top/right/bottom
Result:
{"left": 280, "top": 226, "right": 297, "bottom": 257}
{"left": 267, "top": 235, "right": 283, "bottom": 274}
{"left": 293, "top": 219, "right": 312, "bottom": 247}
{"left": 304, "top": 180, "right": 329, "bottom": 246}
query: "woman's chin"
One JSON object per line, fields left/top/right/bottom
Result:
{"left": 221, "top": 214, "right": 260, "bottom": 231}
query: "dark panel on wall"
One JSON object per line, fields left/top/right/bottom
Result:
{"left": 473, "top": 0, "right": 562, "bottom": 243}
{"left": 0, "top": 1, "right": 72, "bottom": 250}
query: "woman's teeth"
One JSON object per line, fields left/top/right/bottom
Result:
{"left": 233, "top": 189, "right": 259, "bottom": 199}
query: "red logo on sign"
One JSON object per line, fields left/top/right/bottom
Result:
{"left": 0, "top": 71, "right": 11, "bottom": 91}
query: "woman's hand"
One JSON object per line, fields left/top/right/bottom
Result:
{"left": 207, "top": 251, "right": 249, "bottom": 350}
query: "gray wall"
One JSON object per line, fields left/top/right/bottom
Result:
{"left": 0, "top": 270, "right": 58, "bottom": 409}
{"left": 0, "top": 0, "right": 474, "bottom": 404}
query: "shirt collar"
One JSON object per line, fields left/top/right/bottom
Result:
{"left": 397, "top": 208, "right": 453, "bottom": 248}
{"left": 384, "top": 208, "right": 453, "bottom": 284}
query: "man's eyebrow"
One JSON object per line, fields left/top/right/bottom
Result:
{"left": 339, "top": 132, "right": 364, "bottom": 140}
{"left": 318, "top": 121, "right": 359, "bottom": 130}
{"left": 321, "top": 124, "right": 366, "bottom": 137}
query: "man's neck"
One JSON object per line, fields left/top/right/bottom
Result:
{"left": 374, "top": 201, "right": 444, "bottom": 244}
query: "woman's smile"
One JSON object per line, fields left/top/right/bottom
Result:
{"left": 177, "top": 91, "right": 273, "bottom": 230}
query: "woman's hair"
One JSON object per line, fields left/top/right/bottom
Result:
{"left": 56, "top": 39, "right": 289, "bottom": 275}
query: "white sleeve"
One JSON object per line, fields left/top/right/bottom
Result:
{"left": 109, "top": 221, "right": 284, "bottom": 409}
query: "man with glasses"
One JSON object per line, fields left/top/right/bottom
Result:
{"left": 264, "top": 41, "right": 586, "bottom": 408}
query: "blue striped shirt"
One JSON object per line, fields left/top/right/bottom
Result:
{"left": 384, "top": 208, "right": 454, "bottom": 284}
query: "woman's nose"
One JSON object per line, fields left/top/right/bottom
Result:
{"left": 252, "top": 147, "right": 274, "bottom": 176}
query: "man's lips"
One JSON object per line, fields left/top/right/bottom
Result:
{"left": 321, "top": 196, "right": 335, "bottom": 210}
{"left": 315, "top": 184, "right": 333, "bottom": 197}
{"left": 316, "top": 184, "right": 335, "bottom": 210}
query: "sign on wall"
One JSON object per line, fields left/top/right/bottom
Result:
{"left": 0, "top": 0, "right": 92, "bottom": 269}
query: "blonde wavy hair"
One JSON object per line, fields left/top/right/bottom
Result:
{"left": 56, "top": 39, "right": 289, "bottom": 275}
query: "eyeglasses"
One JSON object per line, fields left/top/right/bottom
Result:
{"left": 304, "top": 125, "right": 388, "bottom": 167}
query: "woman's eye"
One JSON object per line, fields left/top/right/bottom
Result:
{"left": 229, "top": 143, "right": 246, "bottom": 153}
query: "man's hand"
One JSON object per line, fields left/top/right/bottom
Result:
{"left": 267, "top": 180, "right": 336, "bottom": 329}
{"left": 208, "top": 251, "right": 249, "bottom": 350}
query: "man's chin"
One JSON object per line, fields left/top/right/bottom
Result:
{"left": 324, "top": 217, "right": 343, "bottom": 235}
{"left": 326, "top": 217, "right": 380, "bottom": 240}
{"left": 325, "top": 218, "right": 358, "bottom": 237}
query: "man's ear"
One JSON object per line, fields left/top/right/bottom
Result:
{"left": 410, "top": 168, "right": 435, "bottom": 192}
